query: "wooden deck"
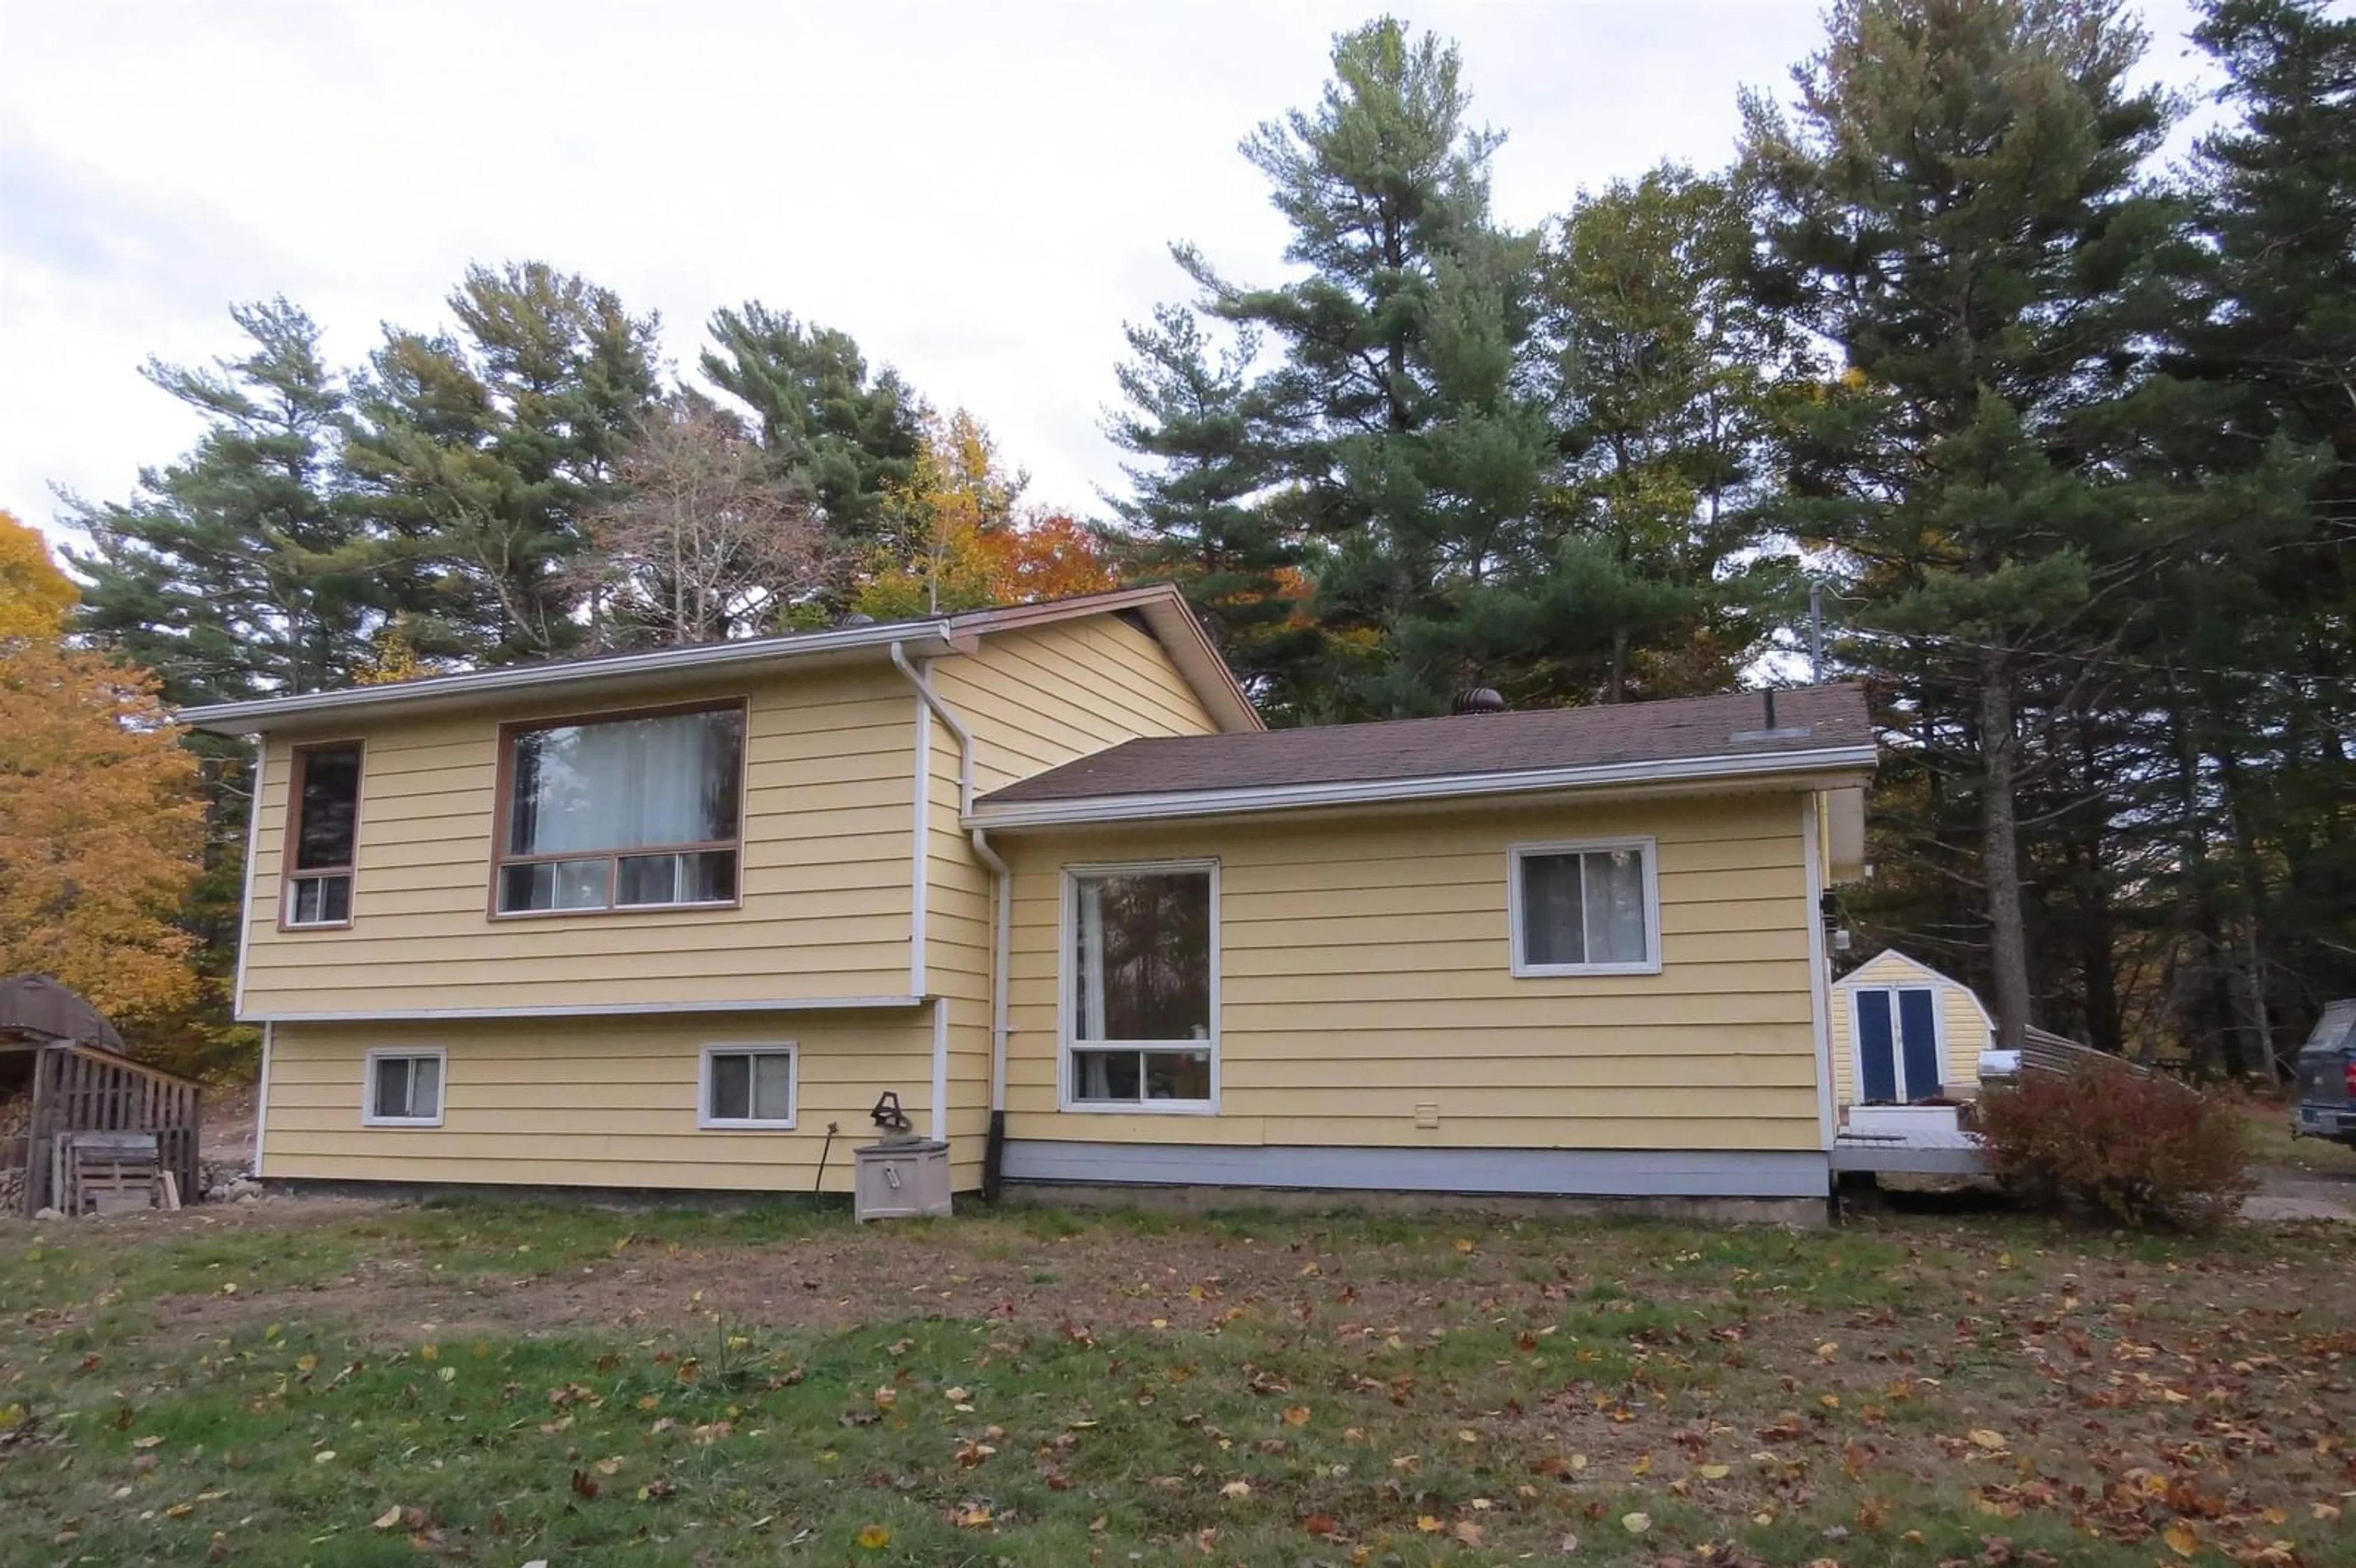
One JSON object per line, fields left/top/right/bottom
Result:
{"left": 1831, "top": 1124, "right": 1988, "bottom": 1177}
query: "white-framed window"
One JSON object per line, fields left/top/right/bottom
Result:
{"left": 698, "top": 1044, "right": 798, "bottom": 1129}
{"left": 1061, "top": 859, "right": 1218, "bottom": 1113}
{"left": 363, "top": 1048, "right": 445, "bottom": 1127}
{"left": 1509, "top": 838, "right": 1662, "bottom": 977}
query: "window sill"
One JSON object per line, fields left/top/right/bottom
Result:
{"left": 1058, "top": 1099, "right": 1220, "bottom": 1116}
{"left": 1511, "top": 961, "right": 1663, "bottom": 979}
{"left": 279, "top": 920, "right": 353, "bottom": 933}
{"left": 361, "top": 1115, "right": 443, "bottom": 1129}
{"left": 696, "top": 1116, "right": 798, "bottom": 1131}
{"left": 490, "top": 899, "right": 741, "bottom": 922}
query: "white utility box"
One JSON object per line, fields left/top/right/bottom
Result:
{"left": 852, "top": 1138, "right": 952, "bottom": 1221}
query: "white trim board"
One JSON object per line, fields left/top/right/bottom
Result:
{"left": 1001, "top": 1142, "right": 1831, "bottom": 1200}
{"left": 1804, "top": 796, "right": 1836, "bottom": 1151}
{"left": 971, "top": 745, "right": 1881, "bottom": 830}
{"left": 244, "top": 995, "right": 925, "bottom": 1024}
{"left": 231, "top": 740, "right": 266, "bottom": 1019}
{"left": 180, "top": 621, "right": 958, "bottom": 731}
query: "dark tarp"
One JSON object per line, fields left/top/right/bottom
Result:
{"left": 0, "top": 974, "right": 125, "bottom": 1051}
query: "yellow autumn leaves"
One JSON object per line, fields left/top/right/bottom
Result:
{"left": 0, "top": 510, "right": 202, "bottom": 1022}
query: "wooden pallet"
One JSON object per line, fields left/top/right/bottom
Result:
{"left": 52, "top": 1130, "right": 162, "bottom": 1216}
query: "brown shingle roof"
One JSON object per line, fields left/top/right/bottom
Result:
{"left": 978, "top": 684, "right": 1873, "bottom": 807}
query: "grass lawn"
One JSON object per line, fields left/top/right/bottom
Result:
{"left": 2, "top": 1197, "right": 2351, "bottom": 1567}
{"left": 2238, "top": 1096, "right": 2356, "bottom": 1180}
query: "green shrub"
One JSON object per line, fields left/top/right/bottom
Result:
{"left": 1977, "top": 1063, "right": 2254, "bottom": 1231}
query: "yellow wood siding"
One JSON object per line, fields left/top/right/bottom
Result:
{"left": 241, "top": 665, "right": 920, "bottom": 1018}
{"left": 1827, "top": 951, "right": 1993, "bottom": 1104}
{"left": 922, "top": 617, "right": 1229, "bottom": 1188}
{"left": 262, "top": 1012, "right": 947, "bottom": 1192}
{"left": 930, "top": 614, "right": 1222, "bottom": 791}
{"left": 999, "top": 791, "right": 1825, "bottom": 1154}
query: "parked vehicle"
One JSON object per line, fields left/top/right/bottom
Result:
{"left": 2290, "top": 999, "right": 2356, "bottom": 1148}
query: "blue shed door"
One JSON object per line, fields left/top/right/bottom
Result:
{"left": 1855, "top": 986, "right": 1943, "bottom": 1102}
{"left": 1897, "top": 987, "right": 1942, "bottom": 1099}
{"left": 1855, "top": 990, "right": 1898, "bottom": 1102}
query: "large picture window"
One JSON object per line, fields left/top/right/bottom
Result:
{"left": 283, "top": 742, "right": 362, "bottom": 928}
{"left": 1509, "top": 838, "right": 1661, "bottom": 977}
{"left": 1064, "top": 861, "right": 1217, "bottom": 1110}
{"left": 496, "top": 703, "right": 745, "bottom": 916}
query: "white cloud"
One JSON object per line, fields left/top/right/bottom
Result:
{"left": 0, "top": 0, "right": 2214, "bottom": 544}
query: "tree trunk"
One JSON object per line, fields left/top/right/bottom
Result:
{"left": 1977, "top": 648, "right": 2031, "bottom": 1051}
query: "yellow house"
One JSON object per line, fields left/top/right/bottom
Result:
{"left": 184, "top": 585, "right": 1877, "bottom": 1207}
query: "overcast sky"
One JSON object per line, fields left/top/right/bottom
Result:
{"left": 1, "top": 0, "right": 2215, "bottom": 547}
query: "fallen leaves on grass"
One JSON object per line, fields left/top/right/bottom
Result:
{"left": 855, "top": 1524, "right": 891, "bottom": 1549}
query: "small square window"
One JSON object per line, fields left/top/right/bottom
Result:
{"left": 700, "top": 1046, "right": 796, "bottom": 1129}
{"left": 1511, "top": 840, "right": 1660, "bottom": 977}
{"left": 364, "top": 1051, "right": 444, "bottom": 1126}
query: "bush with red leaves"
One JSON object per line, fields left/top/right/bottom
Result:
{"left": 1976, "top": 1063, "right": 2254, "bottom": 1232}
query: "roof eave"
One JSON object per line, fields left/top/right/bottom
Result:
{"left": 966, "top": 744, "right": 1882, "bottom": 831}
{"left": 178, "top": 621, "right": 959, "bottom": 734}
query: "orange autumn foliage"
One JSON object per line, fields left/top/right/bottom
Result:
{"left": 0, "top": 518, "right": 204, "bottom": 1021}
{"left": 853, "top": 410, "right": 1118, "bottom": 618}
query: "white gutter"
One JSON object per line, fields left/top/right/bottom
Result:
{"left": 179, "top": 619, "right": 956, "bottom": 732}
{"left": 968, "top": 745, "right": 1883, "bottom": 830}
{"left": 906, "top": 688, "right": 931, "bottom": 997}
{"left": 889, "top": 645, "right": 1013, "bottom": 1117}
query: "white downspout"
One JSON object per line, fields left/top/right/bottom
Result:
{"left": 890, "top": 645, "right": 1014, "bottom": 1124}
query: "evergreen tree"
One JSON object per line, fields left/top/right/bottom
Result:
{"left": 1104, "top": 305, "right": 1320, "bottom": 716}
{"left": 2153, "top": 0, "right": 2356, "bottom": 1063}
{"left": 1742, "top": 0, "right": 2195, "bottom": 1049}
{"left": 1530, "top": 165, "right": 1798, "bottom": 701}
{"left": 345, "top": 263, "right": 661, "bottom": 664}
{"left": 701, "top": 303, "right": 924, "bottom": 559}
{"left": 1172, "top": 18, "right": 1556, "bottom": 717}
{"left": 64, "top": 299, "right": 369, "bottom": 705}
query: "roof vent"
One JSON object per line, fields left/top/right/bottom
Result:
{"left": 1452, "top": 686, "right": 1507, "bottom": 716}
{"left": 1730, "top": 686, "right": 1815, "bottom": 743}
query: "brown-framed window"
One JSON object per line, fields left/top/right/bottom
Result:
{"left": 283, "top": 742, "right": 363, "bottom": 928}
{"left": 493, "top": 701, "right": 746, "bottom": 917}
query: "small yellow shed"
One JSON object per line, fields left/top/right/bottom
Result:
{"left": 1828, "top": 949, "right": 1992, "bottom": 1105}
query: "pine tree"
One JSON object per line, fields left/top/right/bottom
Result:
{"left": 2158, "top": 0, "right": 2356, "bottom": 1062}
{"left": 345, "top": 263, "right": 661, "bottom": 664}
{"left": 64, "top": 299, "right": 369, "bottom": 705}
{"left": 1742, "top": 0, "right": 2193, "bottom": 1050}
{"left": 701, "top": 304, "right": 924, "bottom": 561}
{"left": 1104, "top": 305, "right": 1320, "bottom": 716}
{"left": 1172, "top": 18, "right": 1555, "bottom": 718}
{"left": 1529, "top": 165, "right": 1796, "bottom": 702}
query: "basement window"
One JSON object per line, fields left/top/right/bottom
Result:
{"left": 1064, "top": 861, "right": 1217, "bottom": 1112}
{"left": 364, "top": 1050, "right": 445, "bottom": 1127}
{"left": 700, "top": 1045, "right": 798, "bottom": 1129}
